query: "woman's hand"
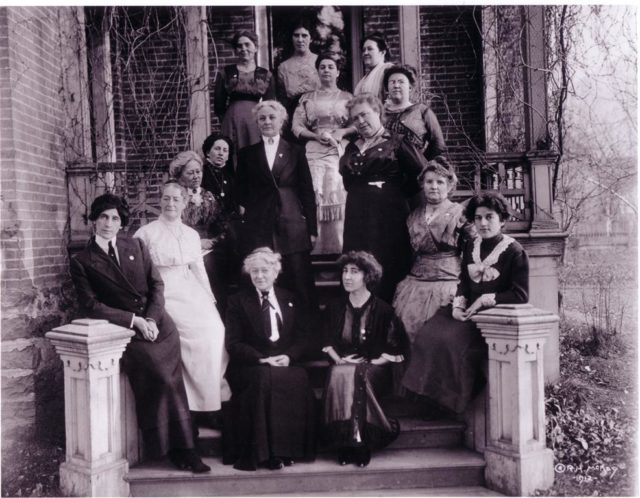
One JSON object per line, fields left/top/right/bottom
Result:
{"left": 201, "top": 239, "right": 214, "bottom": 250}
{"left": 342, "top": 354, "right": 364, "bottom": 364}
{"left": 316, "top": 131, "right": 334, "bottom": 146}
{"left": 369, "top": 356, "right": 390, "bottom": 366}
{"left": 452, "top": 307, "right": 468, "bottom": 322}
{"left": 259, "top": 355, "right": 290, "bottom": 367}
{"left": 133, "top": 316, "right": 158, "bottom": 341}
{"left": 463, "top": 294, "right": 496, "bottom": 318}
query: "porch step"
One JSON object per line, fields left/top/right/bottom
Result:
{"left": 196, "top": 417, "right": 465, "bottom": 457}
{"left": 127, "top": 447, "right": 486, "bottom": 497}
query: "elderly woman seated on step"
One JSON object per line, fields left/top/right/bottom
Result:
{"left": 222, "top": 247, "right": 316, "bottom": 471}
{"left": 321, "top": 251, "right": 409, "bottom": 467}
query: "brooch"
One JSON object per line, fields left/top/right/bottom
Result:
{"left": 129, "top": 255, "right": 134, "bottom": 260}
{"left": 278, "top": 153, "right": 283, "bottom": 158}
{"left": 288, "top": 302, "right": 293, "bottom": 307}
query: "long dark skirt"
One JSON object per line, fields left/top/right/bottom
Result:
{"left": 322, "top": 363, "right": 399, "bottom": 450}
{"left": 401, "top": 306, "right": 487, "bottom": 414}
{"left": 121, "top": 313, "right": 194, "bottom": 458}
{"left": 223, "top": 365, "right": 316, "bottom": 466}
{"left": 343, "top": 183, "right": 411, "bottom": 302}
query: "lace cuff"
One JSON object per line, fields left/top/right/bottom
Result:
{"left": 482, "top": 293, "right": 497, "bottom": 307}
{"left": 381, "top": 353, "right": 404, "bottom": 363}
{"left": 452, "top": 295, "right": 467, "bottom": 309}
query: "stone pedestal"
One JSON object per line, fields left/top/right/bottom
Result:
{"left": 472, "top": 304, "right": 557, "bottom": 496}
{"left": 46, "top": 319, "right": 134, "bottom": 497}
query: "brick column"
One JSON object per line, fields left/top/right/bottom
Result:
{"left": 46, "top": 319, "right": 134, "bottom": 497}
{"left": 472, "top": 304, "right": 556, "bottom": 496}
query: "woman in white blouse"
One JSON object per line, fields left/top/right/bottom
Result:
{"left": 135, "top": 181, "right": 230, "bottom": 428}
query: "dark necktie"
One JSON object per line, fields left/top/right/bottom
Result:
{"left": 261, "top": 291, "right": 272, "bottom": 338}
{"left": 108, "top": 241, "right": 119, "bottom": 267}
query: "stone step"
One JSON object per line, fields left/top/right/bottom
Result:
{"left": 195, "top": 417, "right": 464, "bottom": 458}
{"left": 127, "top": 447, "right": 485, "bottom": 497}
{"left": 259, "top": 485, "right": 503, "bottom": 496}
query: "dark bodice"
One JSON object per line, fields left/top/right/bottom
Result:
{"left": 383, "top": 103, "right": 446, "bottom": 161}
{"left": 322, "top": 295, "right": 408, "bottom": 360}
{"left": 456, "top": 234, "right": 529, "bottom": 305}
{"left": 339, "top": 132, "right": 426, "bottom": 197}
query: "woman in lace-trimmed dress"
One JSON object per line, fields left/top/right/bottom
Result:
{"left": 402, "top": 192, "right": 529, "bottom": 415}
{"left": 291, "top": 52, "right": 355, "bottom": 254}
{"left": 134, "top": 181, "right": 230, "bottom": 423}
{"left": 392, "top": 157, "right": 474, "bottom": 343}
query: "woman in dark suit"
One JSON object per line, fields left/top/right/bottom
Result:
{"left": 223, "top": 247, "right": 316, "bottom": 471}
{"left": 69, "top": 193, "right": 209, "bottom": 473}
{"left": 236, "top": 100, "right": 318, "bottom": 314}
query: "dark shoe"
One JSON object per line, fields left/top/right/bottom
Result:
{"left": 267, "top": 457, "right": 284, "bottom": 470}
{"left": 337, "top": 448, "right": 352, "bottom": 466}
{"left": 168, "top": 449, "right": 210, "bottom": 473}
{"left": 354, "top": 447, "right": 370, "bottom": 468}
{"left": 233, "top": 457, "right": 257, "bottom": 471}
{"left": 280, "top": 457, "right": 294, "bottom": 467}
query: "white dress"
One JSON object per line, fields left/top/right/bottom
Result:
{"left": 135, "top": 217, "right": 230, "bottom": 411}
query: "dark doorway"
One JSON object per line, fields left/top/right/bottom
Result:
{"left": 268, "top": 6, "right": 355, "bottom": 92}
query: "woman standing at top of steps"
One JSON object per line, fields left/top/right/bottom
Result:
{"left": 321, "top": 251, "right": 409, "bottom": 467}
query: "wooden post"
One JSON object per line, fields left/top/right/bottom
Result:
{"left": 398, "top": 6, "right": 422, "bottom": 95}
{"left": 522, "top": 5, "right": 549, "bottom": 151}
{"left": 472, "top": 304, "right": 556, "bottom": 496}
{"left": 46, "top": 319, "right": 134, "bottom": 497}
{"left": 184, "top": 6, "right": 210, "bottom": 152}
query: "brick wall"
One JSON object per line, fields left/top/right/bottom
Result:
{"left": 110, "top": 6, "right": 191, "bottom": 166}
{"left": 419, "top": 6, "right": 485, "bottom": 188}
{"left": 363, "top": 6, "right": 400, "bottom": 64}
{"left": 1, "top": 6, "right": 79, "bottom": 444}
{"left": 207, "top": 6, "right": 256, "bottom": 135}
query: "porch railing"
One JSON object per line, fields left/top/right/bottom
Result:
{"left": 66, "top": 150, "right": 542, "bottom": 250}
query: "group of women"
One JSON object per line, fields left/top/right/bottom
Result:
{"left": 69, "top": 24, "right": 530, "bottom": 475}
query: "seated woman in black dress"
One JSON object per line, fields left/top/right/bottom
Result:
{"left": 402, "top": 191, "right": 529, "bottom": 415}
{"left": 69, "top": 194, "right": 209, "bottom": 473}
{"left": 322, "top": 251, "right": 408, "bottom": 467}
{"left": 223, "top": 247, "right": 316, "bottom": 471}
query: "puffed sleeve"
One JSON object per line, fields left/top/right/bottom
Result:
{"left": 224, "top": 294, "right": 265, "bottom": 365}
{"left": 422, "top": 107, "right": 446, "bottom": 160}
{"left": 494, "top": 244, "right": 529, "bottom": 305}
{"left": 291, "top": 94, "right": 310, "bottom": 138}
{"left": 70, "top": 256, "right": 135, "bottom": 329}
